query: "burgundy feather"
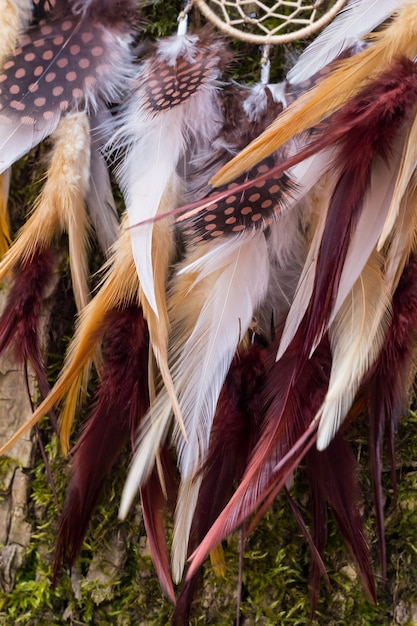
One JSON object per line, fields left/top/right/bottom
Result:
{"left": 140, "top": 446, "right": 178, "bottom": 604}
{"left": 363, "top": 254, "right": 417, "bottom": 579}
{"left": 172, "top": 342, "right": 266, "bottom": 624}
{"left": 298, "top": 57, "right": 417, "bottom": 357}
{"left": 53, "top": 304, "right": 149, "bottom": 578}
{"left": 0, "top": 248, "right": 53, "bottom": 400}
{"left": 186, "top": 332, "right": 332, "bottom": 580}
{"left": 306, "top": 435, "right": 376, "bottom": 606}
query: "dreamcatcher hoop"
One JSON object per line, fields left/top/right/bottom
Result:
{"left": 193, "top": 0, "right": 348, "bottom": 44}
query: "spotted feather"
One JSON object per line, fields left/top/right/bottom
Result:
{"left": 0, "top": 0, "right": 137, "bottom": 172}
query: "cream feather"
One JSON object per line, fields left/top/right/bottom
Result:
{"left": 316, "top": 252, "right": 391, "bottom": 450}
{"left": 0, "top": 0, "right": 32, "bottom": 61}
{"left": 120, "top": 231, "right": 271, "bottom": 561}
{"left": 170, "top": 232, "right": 270, "bottom": 580}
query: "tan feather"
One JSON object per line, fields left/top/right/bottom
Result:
{"left": 138, "top": 174, "right": 186, "bottom": 440}
{"left": 0, "top": 220, "right": 139, "bottom": 457}
{"left": 0, "top": 112, "right": 92, "bottom": 312}
{"left": 0, "top": 0, "right": 32, "bottom": 60}
{"left": 211, "top": 2, "right": 417, "bottom": 187}
{"left": 0, "top": 170, "right": 11, "bottom": 258}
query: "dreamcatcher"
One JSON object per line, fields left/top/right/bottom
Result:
{"left": 0, "top": 1, "right": 416, "bottom": 624}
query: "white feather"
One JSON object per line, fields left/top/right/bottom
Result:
{"left": 287, "top": 0, "right": 404, "bottom": 86}
{"left": 112, "top": 34, "right": 223, "bottom": 317}
{"left": 0, "top": 113, "right": 61, "bottom": 174}
{"left": 85, "top": 110, "right": 119, "bottom": 255}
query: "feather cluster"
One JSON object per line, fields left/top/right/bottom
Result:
{"left": 2, "top": 1, "right": 417, "bottom": 623}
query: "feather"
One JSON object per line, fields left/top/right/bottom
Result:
{"left": 171, "top": 233, "right": 270, "bottom": 581}
{"left": 172, "top": 342, "right": 267, "bottom": 624}
{"left": 0, "top": 0, "right": 32, "bottom": 258}
{"left": 378, "top": 107, "right": 417, "bottom": 249}
{"left": 111, "top": 28, "right": 230, "bottom": 317}
{"left": 363, "top": 254, "right": 417, "bottom": 579}
{"left": 54, "top": 304, "right": 149, "bottom": 579}
{"left": 137, "top": 173, "right": 186, "bottom": 440}
{"left": 0, "top": 249, "right": 54, "bottom": 400}
{"left": 212, "top": 3, "right": 417, "bottom": 186}
{"left": 140, "top": 447, "right": 178, "bottom": 604}
{"left": 306, "top": 436, "right": 376, "bottom": 603}
{"left": 316, "top": 251, "right": 391, "bottom": 450}
{"left": 0, "top": 168, "right": 11, "bottom": 257}
{"left": 287, "top": 0, "right": 404, "bottom": 86}
{"left": 186, "top": 335, "right": 332, "bottom": 580}
{"left": 0, "top": 221, "right": 139, "bottom": 457}
{"left": 0, "top": 0, "right": 32, "bottom": 61}
{"left": 0, "top": 0, "right": 137, "bottom": 174}
{"left": 85, "top": 110, "right": 119, "bottom": 256}
{"left": 281, "top": 58, "right": 417, "bottom": 364}
{"left": 0, "top": 111, "right": 92, "bottom": 313}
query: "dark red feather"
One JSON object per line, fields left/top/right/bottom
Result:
{"left": 363, "top": 254, "right": 417, "bottom": 579}
{"left": 141, "top": 446, "right": 179, "bottom": 604}
{"left": 173, "top": 342, "right": 266, "bottom": 624}
{"left": 306, "top": 436, "right": 376, "bottom": 606}
{"left": 0, "top": 248, "right": 53, "bottom": 400}
{"left": 186, "top": 332, "right": 331, "bottom": 580}
{"left": 53, "top": 304, "right": 149, "bottom": 579}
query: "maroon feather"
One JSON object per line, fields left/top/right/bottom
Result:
{"left": 172, "top": 342, "right": 266, "bottom": 624}
{"left": 186, "top": 332, "right": 331, "bottom": 580}
{"left": 362, "top": 254, "right": 417, "bottom": 579}
{"left": 0, "top": 248, "right": 53, "bottom": 400}
{"left": 140, "top": 446, "right": 179, "bottom": 604}
{"left": 53, "top": 304, "right": 149, "bottom": 579}
{"left": 297, "top": 58, "right": 417, "bottom": 358}
{"left": 306, "top": 436, "right": 376, "bottom": 606}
